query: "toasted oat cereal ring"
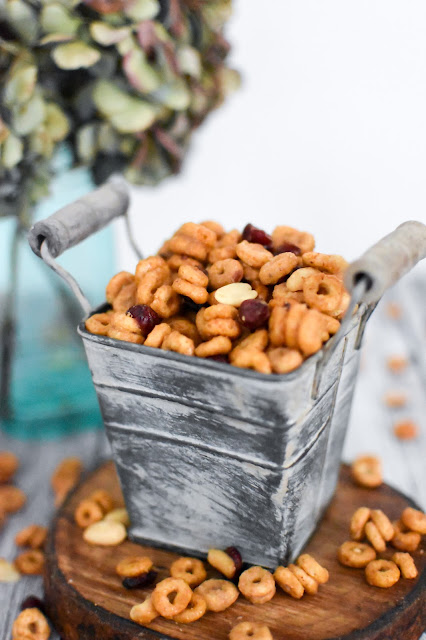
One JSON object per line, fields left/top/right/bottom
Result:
{"left": 15, "top": 524, "right": 47, "bottom": 550}
{"left": 288, "top": 564, "right": 318, "bottom": 594}
{"left": 207, "top": 549, "right": 237, "bottom": 580}
{"left": 251, "top": 279, "right": 270, "bottom": 302}
{"left": 135, "top": 256, "right": 167, "bottom": 282}
{"left": 393, "top": 419, "right": 418, "bottom": 440}
{"left": 370, "top": 510, "right": 394, "bottom": 541}
{"left": 195, "top": 337, "right": 232, "bottom": 358}
{"left": 167, "top": 316, "right": 200, "bottom": 344}
{"left": 162, "top": 330, "right": 195, "bottom": 356}
{"left": 392, "top": 552, "right": 418, "bottom": 579}
{"left": 112, "top": 281, "right": 136, "bottom": 313}
{"left": 351, "top": 455, "right": 382, "bottom": 488}
{"left": 238, "top": 566, "right": 276, "bottom": 604}
{"left": 172, "top": 277, "right": 208, "bottom": 305}
{"left": 236, "top": 240, "right": 273, "bottom": 268}
{"left": 272, "top": 225, "right": 315, "bottom": 255}
{"left": 322, "top": 314, "right": 340, "bottom": 336}
{"left": 74, "top": 499, "right": 104, "bottom": 528}
{"left": 209, "top": 245, "right": 238, "bottom": 263}
{"left": 350, "top": 507, "right": 371, "bottom": 541}
{"left": 269, "top": 304, "right": 290, "bottom": 347}
{"left": 151, "top": 285, "right": 181, "bottom": 318}
{"left": 259, "top": 252, "right": 299, "bottom": 285}
{"left": 391, "top": 530, "right": 421, "bottom": 552}
{"left": 401, "top": 507, "right": 426, "bottom": 535}
{"left": 229, "top": 621, "right": 273, "bottom": 640}
{"left": 0, "top": 451, "right": 18, "bottom": 484}
{"left": 272, "top": 283, "right": 305, "bottom": 305}
{"left": 136, "top": 268, "right": 170, "bottom": 306}
{"left": 303, "top": 273, "right": 343, "bottom": 314}
{"left": 172, "top": 592, "right": 207, "bottom": 623}
{"left": 338, "top": 541, "right": 377, "bottom": 568}
{"left": 268, "top": 348, "right": 303, "bottom": 374}
{"left": 108, "top": 327, "right": 144, "bottom": 345}
{"left": 297, "top": 554, "right": 329, "bottom": 584}
{"left": 130, "top": 596, "right": 158, "bottom": 625}
{"left": 145, "top": 323, "right": 172, "bottom": 348}
{"left": 364, "top": 521, "right": 386, "bottom": 553}
{"left": 208, "top": 259, "right": 244, "bottom": 290}
{"left": 15, "top": 549, "right": 45, "bottom": 575}
{"left": 85, "top": 312, "right": 112, "bottom": 336}
{"left": 274, "top": 566, "right": 304, "bottom": 599}
{"left": 365, "top": 559, "right": 400, "bottom": 588}
{"left": 170, "top": 557, "right": 207, "bottom": 587}
{"left": 83, "top": 520, "right": 127, "bottom": 546}
{"left": 196, "top": 305, "right": 241, "bottom": 340}
{"left": 116, "top": 556, "right": 153, "bottom": 578}
{"left": 195, "top": 579, "right": 239, "bottom": 612}
{"left": 167, "top": 254, "right": 203, "bottom": 273}
{"left": 90, "top": 489, "right": 114, "bottom": 514}
{"left": 286, "top": 267, "right": 319, "bottom": 292}
{"left": 298, "top": 309, "right": 326, "bottom": 356}
{"left": 51, "top": 457, "right": 82, "bottom": 506}
{"left": 0, "top": 485, "right": 26, "bottom": 513}
{"left": 286, "top": 303, "right": 308, "bottom": 349}
{"left": 12, "top": 607, "right": 50, "bottom": 640}
{"left": 106, "top": 271, "right": 134, "bottom": 304}
{"left": 302, "top": 252, "right": 348, "bottom": 275}
{"left": 152, "top": 577, "right": 192, "bottom": 617}
{"left": 234, "top": 329, "right": 269, "bottom": 351}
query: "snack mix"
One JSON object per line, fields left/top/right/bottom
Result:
{"left": 85, "top": 222, "right": 350, "bottom": 374}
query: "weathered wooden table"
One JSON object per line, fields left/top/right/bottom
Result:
{"left": 0, "top": 279, "right": 425, "bottom": 640}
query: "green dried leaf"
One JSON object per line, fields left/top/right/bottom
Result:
{"left": 76, "top": 123, "right": 98, "bottom": 163}
{"left": 152, "top": 78, "right": 190, "bottom": 111}
{"left": 90, "top": 22, "right": 130, "bottom": 45}
{"left": 176, "top": 46, "right": 201, "bottom": 79}
{"left": 4, "top": 64, "right": 37, "bottom": 106}
{"left": 93, "top": 80, "right": 157, "bottom": 133}
{"left": 123, "top": 48, "right": 161, "bottom": 94}
{"left": 5, "top": 0, "right": 39, "bottom": 43}
{"left": 44, "top": 103, "right": 70, "bottom": 141}
{"left": 12, "top": 92, "right": 46, "bottom": 135}
{"left": 52, "top": 41, "right": 101, "bottom": 69}
{"left": 124, "top": 0, "right": 159, "bottom": 22}
{"left": 2, "top": 132, "right": 24, "bottom": 168}
{"left": 41, "top": 3, "right": 81, "bottom": 36}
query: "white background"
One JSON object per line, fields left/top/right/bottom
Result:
{"left": 117, "top": 1, "right": 426, "bottom": 274}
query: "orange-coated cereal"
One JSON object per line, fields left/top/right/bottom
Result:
{"left": 238, "top": 566, "right": 276, "bottom": 604}
{"left": 0, "top": 485, "right": 26, "bottom": 513}
{"left": 15, "top": 525, "right": 47, "bottom": 550}
{"left": 351, "top": 455, "right": 382, "bottom": 488}
{"left": 12, "top": 608, "right": 50, "bottom": 640}
{"left": 338, "top": 541, "right": 376, "bottom": 568}
{"left": 152, "top": 577, "right": 192, "bottom": 617}
{"left": 274, "top": 566, "right": 304, "bottom": 599}
{"left": 350, "top": 507, "right": 371, "bottom": 541}
{"left": 401, "top": 507, "right": 426, "bottom": 535}
{"left": 170, "top": 557, "right": 207, "bottom": 587}
{"left": 116, "top": 556, "right": 153, "bottom": 578}
{"left": 297, "top": 554, "right": 329, "bottom": 584}
{"left": 15, "top": 549, "right": 45, "bottom": 575}
{"left": 365, "top": 559, "right": 400, "bottom": 588}
{"left": 229, "top": 621, "right": 273, "bottom": 640}
{"left": 393, "top": 420, "right": 419, "bottom": 440}
{"left": 0, "top": 451, "right": 18, "bottom": 484}
{"left": 195, "top": 579, "right": 239, "bottom": 612}
{"left": 364, "top": 521, "right": 386, "bottom": 553}
{"left": 392, "top": 552, "right": 418, "bottom": 579}
{"left": 172, "top": 592, "right": 207, "bottom": 623}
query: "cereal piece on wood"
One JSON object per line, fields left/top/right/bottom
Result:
{"left": 274, "top": 566, "right": 304, "bottom": 599}
{"left": 130, "top": 596, "right": 158, "bottom": 625}
{"left": 351, "top": 455, "right": 382, "bottom": 488}
{"left": 90, "top": 489, "right": 114, "bottom": 514}
{"left": 259, "top": 252, "right": 299, "bottom": 285}
{"left": 170, "top": 557, "right": 207, "bottom": 587}
{"left": 12, "top": 608, "right": 50, "bottom": 640}
{"left": 51, "top": 457, "right": 82, "bottom": 506}
{"left": 172, "top": 592, "right": 207, "bottom": 623}
{"left": 391, "top": 521, "right": 421, "bottom": 551}
{"left": 172, "top": 264, "right": 209, "bottom": 304}
{"left": 364, "top": 521, "right": 387, "bottom": 553}
{"left": 288, "top": 564, "right": 318, "bottom": 594}
{"left": 152, "top": 577, "right": 192, "bottom": 617}
{"left": 392, "top": 552, "right": 418, "bottom": 579}
{"left": 272, "top": 225, "right": 315, "bottom": 255}
{"left": 195, "top": 579, "right": 239, "bottom": 612}
{"left": 75, "top": 499, "right": 104, "bottom": 528}
{"left": 365, "top": 559, "right": 400, "bottom": 588}
{"left": 393, "top": 419, "right": 419, "bottom": 440}
{"left": 238, "top": 566, "right": 276, "bottom": 604}
{"left": 116, "top": 556, "right": 153, "bottom": 578}
{"left": 229, "top": 621, "right": 273, "bottom": 640}
{"left": 297, "top": 554, "right": 329, "bottom": 584}
{"left": 350, "top": 507, "right": 371, "bottom": 541}
{"left": 338, "top": 541, "right": 376, "bottom": 568}
{"left": 0, "top": 485, "right": 26, "bottom": 513}
{"left": 15, "top": 550, "right": 45, "bottom": 575}
{"left": 15, "top": 525, "right": 47, "bottom": 550}
{"left": 236, "top": 240, "right": 273, "bottom": 268}
{"left": 370, "top": 509, "right": 394, "bottom": 541}
{"left": 401, "top": 507, "right": 426, "bottom": 535}
{"left": 0, "top": 451, "right": 18, "bottom": 484}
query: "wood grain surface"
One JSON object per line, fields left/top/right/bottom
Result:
{"left": 44, "top": 460, "right": 425, "bottom": 640}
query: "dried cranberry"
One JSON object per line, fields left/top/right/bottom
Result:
{"left": 238, "top": 300, "right": 270, "bottom": 330}
{"left": 20, "top": 595, "right": 46, "bottom": 613}
{"left": 122, "top": 570, "right": 158, "bottom": 590}
{"left": 225, "top": 546, "right": 243, "bottom": 573}
{"left": 273, "top": 241, "right": 301, "bottom": 256}
{"left": 206, "top": 355, "right": 229, "bottom": 363}
{"left": 242, "top": 224, "right": 272, "bottom": 248}
{"left": 127, "top": 304, "right": 160, "bottom": 337}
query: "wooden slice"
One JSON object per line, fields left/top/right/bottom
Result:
{"left": 44, "top": 461, "right": 425, "bottom": 640}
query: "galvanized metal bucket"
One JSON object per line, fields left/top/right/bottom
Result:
{"left": 29, "top": 179, "right": 426, "bottom": 568}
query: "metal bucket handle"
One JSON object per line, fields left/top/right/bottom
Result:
{"left": 28, "top": 178, "right": 426, "bottom": 344}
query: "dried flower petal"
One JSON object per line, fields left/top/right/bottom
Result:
{"left": 90, "top": 22, "right": 131, "bottom": 46}
{"left": 52, "top": 41, "right": 101, "bottom": 70}
{"left": 124, "top": 0, "right": 160, "bottom": 21}
{"left": 41, "top": 3, "right": 80, "bottom": 37}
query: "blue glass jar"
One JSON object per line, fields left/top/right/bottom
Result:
{"left": 0, "top": 148, "right": 115, "bottom": 439}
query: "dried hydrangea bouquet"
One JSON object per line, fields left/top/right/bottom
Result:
{"left": 0, "top": 0, "right": 238, "bottom": 436}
